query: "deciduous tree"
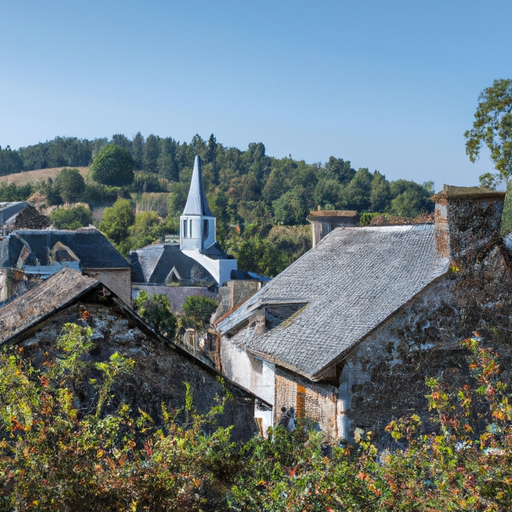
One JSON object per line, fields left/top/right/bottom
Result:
{"left": 465, "top": 78, "right": 512, "bottom": 184}
{"left": 89, "top": 144, "right": 134, "bottom": 186}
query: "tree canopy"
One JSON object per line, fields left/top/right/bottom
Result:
{"left": 465, "top": 78, "right": 512, "bottom": 186}
{"left": 54, "top": 167, "right": 85, "bottom": 202}
{"left": 89, "top": 144, "right": 134, "bottom": 186}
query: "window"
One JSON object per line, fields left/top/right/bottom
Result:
{"left": 203, "top": 219, "right": 209, "bottom": 238}
{"left": 183, "top": 219, "right": 188, "bottom": 238}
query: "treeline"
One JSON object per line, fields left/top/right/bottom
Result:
{"left": 1, "top": 134, "right": 435, "bottom": 275}
{"left": 1, "top": 134, "right": 434, "bottom": 225}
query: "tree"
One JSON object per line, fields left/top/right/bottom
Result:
{"left": 370, "top": 171, "right": 391, "bottom": 211}
{"left": 50, "top": 204, "right": 92, "bottom": 229}
{"left": 465, "top": 78, "right": 512, "bottom": 184}
{"left": 89, "top": 144, "right": 134, "bottom": 186}
{"left": 182, "top": 295, "right": 219, "bottom": 330}
{"left": 99, "top": 198, "right": 135, "bottom": 247}
{"left": 143, "top": 134, "right": 160, "bottom": 173}
{"left": 54, "top": 167, "right": 85, "bottom": 202}
{"left": 134, "top": 290, "right": 177, "bottom": 337}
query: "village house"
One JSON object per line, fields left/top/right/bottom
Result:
{"left": 0, "top": 267, "right": 265, "bottom": 441}
{"left": 215, "top": 185, "right": 512, "bottom": 443}
{"left": 0, "top": 227, "right": 131, "bottom": 307}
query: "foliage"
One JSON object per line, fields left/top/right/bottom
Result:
{"left": 182, "top": 295, "right": 219, "bottom": 330}
{"left": 465, "top": 79, "right": 512, "bottom": 184}
{"left": 134, "top": 290, "right": 177, "bottom": 338}
{"left": 99, "top": 198, "right": 135, "bottom": 251}
{"left": 54, "top": 167, "right": 85, "bottom": 202}
{"left": 0, "top": 326, "right": 511, "bottom": 510}
{"left": 50, "top": 204, "right": 93, "bottom": 229}
{"left": 1, "top": 132, "right": 436, "bottom": 273}
{"left": 0, "top": 182, "right": 34, "bottom": 202}
{"left": 89, "top": 143, "right": 134, "bottom": 186}
{"left": 227, "top": 224, "right": 311, "bottom": 277}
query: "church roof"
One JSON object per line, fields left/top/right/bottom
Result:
{"left": 182, "top": 155, "right": 214, "bottom": 217}
{"left": 130, "top": 243, "right": 216, "bottom": 284}
{"left": 217, "top": 224, "right": 449, "bottom": 381}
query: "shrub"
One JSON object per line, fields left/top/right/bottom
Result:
{"left": 50, "top": 204, "right": 92, "bottom": 229}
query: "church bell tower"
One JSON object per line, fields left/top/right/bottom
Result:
{"left": 180, "top": 155, "right": 216, "bottom": 252}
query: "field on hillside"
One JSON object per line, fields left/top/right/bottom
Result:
{"left": 0, "top": 167, "right": 89, "bottom": 185}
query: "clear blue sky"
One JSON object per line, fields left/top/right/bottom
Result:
{"left": 1, "top": 0, "right": 511, "bottom": 190}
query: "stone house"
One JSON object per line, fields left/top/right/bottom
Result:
{"left": 0, "top": 227, "right": 131, "bottom": 306}
{"left": 215, "top": 186, "right": 512, "bottom": 443}
{"left": 0, "top": 267, "right": 264, "bottom": 441}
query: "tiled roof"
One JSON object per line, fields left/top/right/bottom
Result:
{"left": 0, "top": 268, "right": 98, "bottom": 345}
{"left": 217, "top": 224, "right": 449, "bottom": 380}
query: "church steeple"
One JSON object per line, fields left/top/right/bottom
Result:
{"left": 180, "top": 156, "right": 216, "bottom": 252}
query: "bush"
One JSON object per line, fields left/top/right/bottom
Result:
{"left": 50, "top": 204, "right": 93, "bottom": 230}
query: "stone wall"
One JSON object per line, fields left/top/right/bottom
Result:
{"left": 20, "top": 299, "right": 258, "bottom": 442}
{"left": 84, "top": 268, "right": 132, "bottom": 307}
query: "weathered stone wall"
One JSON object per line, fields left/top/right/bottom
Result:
{"left": 84, "top": 268, "right": 132, "bottom": 307}
{"left": 20, "top": 299, "right": 258, "bottom": 442}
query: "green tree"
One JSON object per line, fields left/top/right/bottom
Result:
{"left": 272, "top": 186, "right": 308, "bottom": 225}
{"left": 134, "top": 290, "right": 177, "bottom": 337}
{"left": 89, "top": 144, "right": 134, "bottom": 186}
{"left": 130, "top": 211, "right": 162, "bottom": 249}
{"left": 143, "top": 134, "right": 160, "bottom": 173}
{"left": 465, "top": 78, "right": 512, "bottom": 184}
{"left": 182, "top": 295, "right": 219, "bottom": 330}
{"left": 99, "top": 198, "right": 135, "bottom": 248}
{"left": 132, "top": 132, "right": 145, "bottom": 170}
{"left": 50, "top": 204, "right": 92, "bottom": 229}
{"left": 54, "top": 167, "right": 85, "bottom": 202}
{"left": 370, "top": 171, "right": 391, "bottom": 211}
{"left": 342, "top": 167, "right": 373, "bottom": 211}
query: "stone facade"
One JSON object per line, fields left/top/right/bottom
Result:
{"left": 217, "top": 186, "right": 512, "bottom": 445}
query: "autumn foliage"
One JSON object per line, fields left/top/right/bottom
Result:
{"left": 0, "top": 326, "right": 511, "bottom": 511}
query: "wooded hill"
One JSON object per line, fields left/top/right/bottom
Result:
{"left": 0, "top": 134, "right": 435, "bottom": 275}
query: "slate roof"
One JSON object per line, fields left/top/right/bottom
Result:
{"left": 2, "top": 228, "right": 129, "bottom": 269}
{"left": 217, "top": 224, "right": 449, "bottom": 381}
{"left": 130, "top": 244, "right": 215, "bottom": 283}
{"left": 0, "top": 268, "right": 98, "bottom": 344}
{"left": 0, "top": 202, "right": 29, "bottom": 224}
{"left": 182, "top": 155, "right": 214, "bottom": 217}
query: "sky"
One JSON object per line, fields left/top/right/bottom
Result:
{"left": 1, "top": 0, "right": 511, "bottom": 190}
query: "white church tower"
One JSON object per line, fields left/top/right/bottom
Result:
{"left": 180, "top": 155, "right": 216, "bottom": 252}
{"left": 180, "top": 155, "right": 237, "bottom": 285}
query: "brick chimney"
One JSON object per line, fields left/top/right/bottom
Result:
{"left": 434, "top": 185, "right": 506, "bottom": 263}
{"left": 307, "top": 210, "right": 360, "bottom": 248}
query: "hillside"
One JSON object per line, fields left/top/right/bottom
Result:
{"left": 0, "top": 166, "right": 89, "bottom": 186}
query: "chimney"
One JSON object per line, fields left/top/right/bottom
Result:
{"left": 307, "top": 210, "right": 360, "bottom": 248}
{"left": 434, "top": 185, "right": 506, "bottom": 263}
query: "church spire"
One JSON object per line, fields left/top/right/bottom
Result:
{"left": 180, "top": 155, "right": 216, "bottom": 252}
{"left": 183, "top": 155, "right": 213, "bottom": 217}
